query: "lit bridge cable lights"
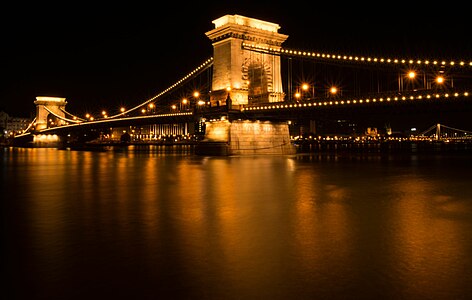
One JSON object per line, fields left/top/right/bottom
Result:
{"left": 105, "top": 57, "right": 214, "bottom": 119}
{"left": 241, "top": 91, "right": 470, "bottom": 112}
{"left": 241, "top": 43, "right": 472, "bottom": 68}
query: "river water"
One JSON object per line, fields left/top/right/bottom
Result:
{"left": 2, "top": 145, "right": 472, "bottom": 299}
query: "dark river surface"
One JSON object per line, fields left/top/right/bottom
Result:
{"left": 2, "top": 145, "right": 472, "bottom": 299}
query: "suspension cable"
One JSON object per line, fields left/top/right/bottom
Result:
{"left": 106, "top": 57, "right": 214, "bottom": 119}
{"left": 43, "top": 106, "right": 83, "bottom": 124}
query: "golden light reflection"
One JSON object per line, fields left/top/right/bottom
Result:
{"left": 173, "top": 159, "right": 229, "bottom": 275}
{"left": 190, "top": 157, "right": 297, "bottom": 287}
{"left": 139, "top": 158, "right": 161, "bottom": 252}
{"left": 6, "top": 148, "right": 472, "bottom": 298}
{"left": 293, "top": 169, "right": 352, "bottom": 276}
{"left": 293, "top": 170, "right": 319, "bottom": 268}
{"left": 391, "top": 175, "right": 465, "bottom": 297}
{"left": 24, "top": 149, "right": 69, "bottom": 263}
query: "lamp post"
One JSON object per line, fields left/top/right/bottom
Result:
{"left": 193, "top": 91, "right": 200, "bottom": 112}
{"left": 148, "top": 103, "right": 155, "bottom": 114}
{"left": 182, "top": 98, "right": 188, "bottom": 111}
{"left": 329, "top": 86, "right": 338, "bottom": 97}
{"left": 407, "top": 71, "right": 416, "bottom": 91}
{"left": 301, "top": 83, "right": 310, "bottom": 100}
{"left": 294, "top": 91, "right": 301, "bottom": 102}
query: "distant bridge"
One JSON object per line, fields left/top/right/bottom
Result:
{"left": 417, "top": 123, "right": 472, "bottom": 141}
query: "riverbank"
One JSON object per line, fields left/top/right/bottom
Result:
{"left": 4, "top": 137, "right": 472, "bottom": 155}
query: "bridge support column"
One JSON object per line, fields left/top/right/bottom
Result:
{"left": 34, "top": 96, "right": 67, "bottom": 131}
{"left": 195, "top": 119, "right": 296, "bottom": 155}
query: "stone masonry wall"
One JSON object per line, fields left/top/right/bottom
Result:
{"left": 229, "top": 120, "right": 295, "bottom": 155}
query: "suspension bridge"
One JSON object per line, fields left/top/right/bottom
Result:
{"left": 13, "top": 14, "right": 472, "bottom": 154}
{"left": 417, "top": 123, "right": 472, "bottom": 141}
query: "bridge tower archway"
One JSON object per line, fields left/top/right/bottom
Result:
{"left": 34, "top": 96, "right": 68, "bottom": 131}
{"left": 205, "top": 15, "right": 288, "bottom": 108}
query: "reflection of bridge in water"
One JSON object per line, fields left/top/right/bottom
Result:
{"left": 14, "top": 14, "right": 472, "bottom": 154}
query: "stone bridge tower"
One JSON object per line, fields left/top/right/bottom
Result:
{"left": 34, "top": 96, "right": 68, "bottom": 131}
{"left": 205, "top": 15, "right": 288, "bottom": 108}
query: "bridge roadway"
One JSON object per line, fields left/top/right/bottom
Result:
{"left": 22, "top": 89, "right": 472, "bottom": 140}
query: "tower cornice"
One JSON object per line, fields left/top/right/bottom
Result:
{"left": 205, "top": 15, "right": 288, "bottom": 47}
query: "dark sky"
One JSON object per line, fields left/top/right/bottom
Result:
{"left": 1, "top": 1, "right": 470, "bottom": 117}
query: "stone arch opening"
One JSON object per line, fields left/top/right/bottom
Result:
{"left": 242, "top": 57, "right": 273, "bottom": 104}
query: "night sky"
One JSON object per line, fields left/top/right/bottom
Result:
{"left": 2, "top": 1, "right": 470, "bottom": 117}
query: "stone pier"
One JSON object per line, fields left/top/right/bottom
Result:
{"left": 195, "top": 120, "right": 296, "bottom": 155}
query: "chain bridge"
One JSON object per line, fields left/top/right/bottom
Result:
{"left": 14, "top": 14, "right": 472, "bottom": 154}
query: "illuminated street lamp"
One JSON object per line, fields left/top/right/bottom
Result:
{"left": 193, "top": 91, "right": 204, "bottom": 111}
{"left": 181, "top": 98, "right": 188, "bottom": 110}
{"left": 436, "top": 75, "right": 445, "bottom": 84}
{"left": 398, "top": 70, "right": 417, "bottom": 91}
{"left": 432, "top": 75, "right": 447, "bottom": 90}
{"left": 300, "top": 83, "right": 313, "bottom": 100}
{"left": 148, "top": 103, "right": 155, "bottom": 114}
{"left": 330, "top": 86, "right": 338, "bottom": 96}
{"left": 403, "top": 70, "right": 418, "bottom": 90}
